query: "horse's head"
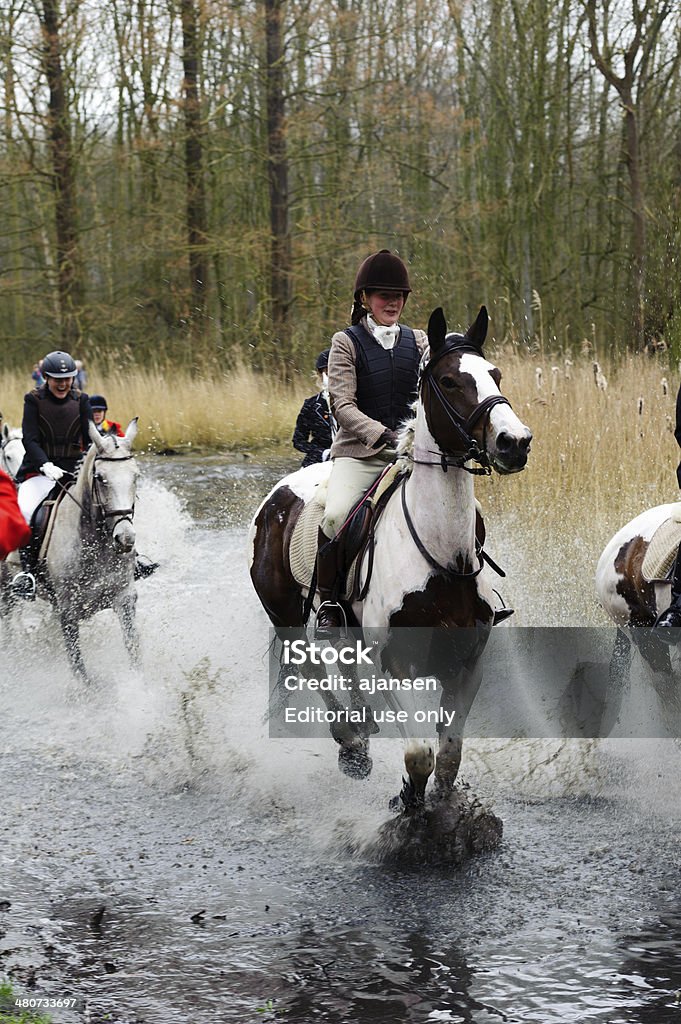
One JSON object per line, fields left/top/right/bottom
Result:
{"left": 87, "top": 418, "right": 139, "bottom": 552}
{"left": 1, "top": 425, "right": 25, "bottom": 480}
{"left": 419, "top": 307, "right": 532, "bottom": 474}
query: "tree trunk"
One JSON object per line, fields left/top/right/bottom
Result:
{"left": 264, "top": 0, "right": 291, "bottom": 348}
{"left": 40, "top": 0, "right": 84, "bottom": 349}
{"left": 180, "top": 0, "right": 209, "bottom": 334}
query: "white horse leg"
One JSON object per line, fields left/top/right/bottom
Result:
{"left": 434, "top": 663, "right": 483, "bottom": 794}
{"left": 59, "top": 611, "right": 90, "bottom": 683}
{"left": 396, "top": 739, "right": 435, "bottom": 811}
{"left": 115, "top": 591, "right": 140, "bottom": 666}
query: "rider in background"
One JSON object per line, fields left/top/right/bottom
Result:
{"left": 31, "top": 361, "right": 45, "bottom": 388}
{"left": 292, "top": 350, "right": 335, "bottom": 467}
{"left": 90, "top": 395, "right": 124, "bottom": 437}
{"left": 315, "top": 249, "right": 428, "bottom": 633}
{"left": 655, "top": 381, "right": 681, "bottom": 634}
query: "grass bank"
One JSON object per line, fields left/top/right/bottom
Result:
{"left": 0, "top": 362, "right": 309, "bottom": 455}
{"left": 0, "top": 982, "right": 51, "bottom": 1024}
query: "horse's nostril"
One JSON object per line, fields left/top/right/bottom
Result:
{"left": 496, "top": 431, "right": 513, "bottom": 452}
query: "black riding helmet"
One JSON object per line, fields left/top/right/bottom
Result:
{"left": 42, "top": 351, "right": 77, "bottom": 379}
{"left": 315, "top": 350, "right": 330, "bottom": 372}
{"left": 89, "top": 394, "right": 108, "bottom": 411}
{"left": 353, "top": 249, "right": 411, "bottom": 299}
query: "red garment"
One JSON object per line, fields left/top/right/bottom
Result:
{"left": 0, "top": 470, "right": 31, "bottom": 559}
{"left": 102, "top": 418, "right": 125, "bottom": 438}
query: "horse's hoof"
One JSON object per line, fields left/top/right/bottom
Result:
{"left": 338, "top": 746, "right": 372, "bottom": 779}
{"left": 394, "top": 775, "right": 425, "bottom": 815}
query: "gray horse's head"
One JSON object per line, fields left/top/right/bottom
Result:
{"left": 88, "top": 419, "right": 139, "bottom": 553}
{"left": 1, "top": 424, "right": 25, "bottom": 480}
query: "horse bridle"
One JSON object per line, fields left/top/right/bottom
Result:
{"left": 91, "top": 453, "right": 136, "bottom": 531}
{"left": 1, "top": 434, "right": 22, "bottom": 463}
{"left": 394, "top": 340, "right": 511, "bottom": 578}
{"left": 418, "top": 341, "right": 512, "bottom": 474}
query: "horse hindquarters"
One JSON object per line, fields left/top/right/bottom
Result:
{"left": 250, "top": 485, "right": 306, "bottom": 628}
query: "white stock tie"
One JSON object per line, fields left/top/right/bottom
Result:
{"left": 372, "top": 324, "right": 399, "bottom": 349}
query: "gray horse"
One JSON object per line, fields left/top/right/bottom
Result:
{"left": 1, "top": 420, "right": 140, "bottom": 682}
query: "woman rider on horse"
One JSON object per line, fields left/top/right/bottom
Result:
{"left": 12, "top": 350, "right": 91, "bottom": 596}
{"left": 16, "top": 350, "right": 91, "bottom": 520}
{"left": 315, "top": 249, "right": 428, "bottom": 634}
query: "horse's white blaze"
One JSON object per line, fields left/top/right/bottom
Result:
{"left": 459, "top": 351, "right": 531, "bottom": 456}
{"left": 596, "top": 503, "right": 678, "bottom": 623}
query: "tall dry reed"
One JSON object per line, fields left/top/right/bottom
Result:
{"left": 0, "top": 362, "right": 310, "bottom": 452}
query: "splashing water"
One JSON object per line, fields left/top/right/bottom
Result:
{"left": 2, "top": 456, "right": 681, "bottom": 1023}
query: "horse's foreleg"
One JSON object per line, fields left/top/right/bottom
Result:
{"left": 434, "top": 665, "right": 483, "bottom": 794}
{"left": 395, "top": 739, "right": 435, "bottom": 812}
{"left": 59, "top": 611, "right": 90, "bottom": 682}
{"left": 600, "top": 627, "right": 631, "bottom": 735}
{"left": 116, "top": 591, "right": 140, "bottom": 667}
{"left": 317, "top": 686, "right": 373, "bottom": 779}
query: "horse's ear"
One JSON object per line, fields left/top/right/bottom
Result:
{"left": 88, "top": 420, "right": 106, "bottom": 451}
{"left": 1, "top": 423, "right": 8, "bottom": 440}
{"left": 464, "top": 306, "right": 488, "bottom": 351}
{"left": 427, "top": 307, "right": 447, "bottom": 354}
{"left": 124, "top": 417, "right": 139, "bottom": 446}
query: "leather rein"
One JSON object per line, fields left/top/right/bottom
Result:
{"left": 397, "top": 341, "right": 509, "bottom": 580}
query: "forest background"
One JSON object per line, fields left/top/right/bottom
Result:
{"left": 0, "top": 0, "right": 680, "bottom": 378}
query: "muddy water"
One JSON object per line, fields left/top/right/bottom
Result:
{"left": 2, "top": 455, "right": 681, "bottom": 1024}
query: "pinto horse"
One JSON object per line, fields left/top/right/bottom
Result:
{"left": 248, "top": 307, "right": 532, "bottom": 803}
{"left": 1, "top": 421, "right": 140, "bottom": 682}
{"left": 596, "top": 505, "right": 681, "bottom": 712}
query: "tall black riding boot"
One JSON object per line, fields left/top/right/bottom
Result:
{"left": 655, "top": 545, "right": 681, "bottom": 640}
{"left": 315, "top": 528, "right": 343, "bottom": 637}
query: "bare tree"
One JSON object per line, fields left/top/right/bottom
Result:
{"left": 583, "top": 0, "right": 678, "bottom": 349}
{"left": 264, "top": 0, "right": 292, "bottom": 347}
{"left": 179, "top": 0, "right": 209, "bottom": 334}
{"left": 39, "top": 0, "right": 85, "bottom": 347}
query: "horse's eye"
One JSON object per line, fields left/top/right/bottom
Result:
{"left": 440, "top": 376, "right": 456, "bottom": 389}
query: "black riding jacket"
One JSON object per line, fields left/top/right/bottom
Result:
{"left": 16, "top": 386, "right": 92, "bottom": 482}
{"left": 293, "top": 392, "right": 334, "bottom": 467}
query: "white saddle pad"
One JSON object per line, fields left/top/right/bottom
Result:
{"left": 289, "top": 496, "right": 358, "bottom": 600}
{"left": 641, "top": 505, "right": 681, "bottom": 582}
